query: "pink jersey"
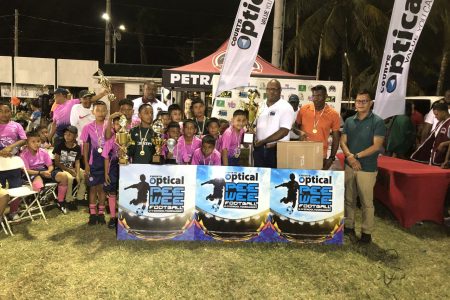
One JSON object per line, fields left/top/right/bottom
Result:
{"left": 20, "top": 147, "right": 52, "bottom": 170}
{"left": 102, "top": 137, "right": 119, "bottom": 160}
{"left": 53, "top": 99, "right": 80, "bottom": 136}
{"left": 0, "top": 121, "right": 27, "bottom": 152}
{"left": 191, "top": 148, "right": 221, "bottom": 166}
{"left": 175, "top": 135, "right": 202, "bottom": 164}
{"left": 221, "top": 127, "right": 244, "bottom": 158}
{"left": 80, "top": 121, "right": 107, "bottom": 164}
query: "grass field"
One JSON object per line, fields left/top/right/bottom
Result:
{"left": 1, "top": 203, "right": 449, "bottom": 299}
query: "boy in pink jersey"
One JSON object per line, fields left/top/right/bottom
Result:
{"left": 191, "top": 135, "right": 221, "bottom": 166}
{"left": 80, "top": 101, "right": 108, "bottom": 225}
{"left": 221, "top": 110, "right": 246, "bottom": 166}
{"left": 20, "top": 131, "right": 70, "bottom": 214}
{"left": 105, "top": 98, "right": 139, "bottom": 141}
{"left": 206, "top": 117, "right": 222, "bottom": 151}
{"left": 102, "top": 117, "right": 121, "bottom": 229}
{"left": 176, "top": 119, "right": 201, "bottom": 164}
{"left": 0, "top": 101, "right": 27, "bottom": 219}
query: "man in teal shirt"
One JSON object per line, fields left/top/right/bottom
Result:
{"left": 340, "top": 90, "right": 386, "bottom": 244}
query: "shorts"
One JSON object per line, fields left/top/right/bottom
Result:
{"left": 86, "top": 150, "right": 105, "bottom": 187}
{"left": 0, "top": 169, "right": 23, "bottom": 189}
{"left": 228, "top": 156, "right": 240, "bottom": 166}
{"left": 29, "top": 168, "right": 53, "bottom": 184}
{"left": 103, "top": 159, "right": 119, "bottom": 193}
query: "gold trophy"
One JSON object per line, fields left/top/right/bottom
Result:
{"left": 241, "top": 89, "right": 260, "bottom": 144}
{"left": 117, "top": 115, "right": 132, "bottom": 165}
{"left": 151, "top": 118, "right": 165, "bottom": 164}
{"left": 97, "top": 68, "right": 116, "bottom": 102}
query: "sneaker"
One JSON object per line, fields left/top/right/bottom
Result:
{"left": 358, "top": 233, "right": 372, "bottom": 244}
{"left": 88, "top": 214, "right": 97, "bottom": 225}
{"left": 67, "top": 202, "right": 78, "bottom": 211}
{"left": 108, "top": 217, "right": 117, "bottom": 229}
{"left": 56, "top": 202, "right": 68, "bottom": 214}
{"left": 97, "top": 214, "right": 106, "bottom": 225}
{"left": 8, "top": 213, "right": 20, "bottom": 221}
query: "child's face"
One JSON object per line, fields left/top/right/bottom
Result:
{"left": 0, "top": 104, "right": 12, "bottom": 123}
{"left": 219, "top": 122, "right": 229, "bottom": 134}
{"left": 207, "top": 122, "right": 219, "bottom": 136}
{"left": 38, "top": 128, "right": 48, "bottom": 141}
{"left": 192, "top": 103, "right": 205, "bottom": 118}
{"left": 93, "top": 104, "right": 107, "bottom": 121}
{"left": 139, "top": 106, "right": 154, "bottom": 125}
{"left": 167, "top": 127, "right": 180, "bottom": 140}
{"left": 64, "top": 131, "right": 76, "bottom": 143}
{"left": 201, "top": 142, "right": 215, "bottom": 157}
{"left": 170, "top": 110, "right": 182, "bottom": 122}
{"left": 27, "top": 136, "right": 40, "bottom": 151}
{"left": 120, "top": 104, "right": 134, "bottom": 120}
{"left": 161, "top": 114, "right": 170, "bottom": 127}
{"left": 183, "top": 122, "right": 197, "bottom": 138}
{"left": 113, "top": 120, "right": 121, "bottom": 132}
{"left": 232, "top": 115, "right": 247, "bottom": 130}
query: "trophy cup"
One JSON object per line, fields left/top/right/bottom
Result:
{"left": 241, "top": 89, "right": 260, "bottom": 144}
{"left": 151, "top": 118, "right": 165, "bottom": 164}
{"left": 116, "top": 115, "right": 132, "bottom": 165}
{"left": 165, "top": 138, "right": 177, "bottom": 164}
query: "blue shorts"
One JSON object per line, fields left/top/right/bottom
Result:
{"left": 228, "top": 156, "right": 240, "bottom": 166}
{"left": 86, "top": 150, "right": 105, "bottom": 187}
{"left": 103, "top": 158, "right": 119, "bottom": 193}
{"left": 0, "top": 169, "right": 23, "bottom": 189}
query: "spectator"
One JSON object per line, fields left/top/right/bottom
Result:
{"left": 385, "top": 101, "right": 416, "bottom": 159}
{"left": 70, "top": 90, "right": 96, "bottom": 143}
{"left": 132, "top": 81, "right": 167, "bottom": 121}
{"left": 421, "top": 89, "right": 450, "bottom": 143}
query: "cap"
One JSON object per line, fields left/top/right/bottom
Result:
{"left": 64, "top": 125, "right": 78, "bottom": 135}
{"left": 54, "top": 88, "right": 69, "bottom": 95}
{"left": 288, "top": 94, "right": 300, "bottom": 102}
{"left": 79, "top": 90, "right": 96, "bottom": 98}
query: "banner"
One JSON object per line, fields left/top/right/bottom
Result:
{"left": 374, "top": 0, "right": 434, "bottom": 119}
{"left": 215, "top": 0, "right": 275, "bottom": 96}
{"left": 118, "top": 165, "right": 344, "bottom": 244}
{"left": 211, "top": 76, "right": 343, "bottom": 121}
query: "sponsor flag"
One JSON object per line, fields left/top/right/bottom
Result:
{"left": 374, "top": 0, "right": 434, "bottom": 119}
{"left": 215, "top": 0, "right": 275, "bottom": 96}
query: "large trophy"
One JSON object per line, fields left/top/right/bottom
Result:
{"left": 116, "top": 115, "right": 132, "bottom": 165}
{"left": 241, "top": 89, "right": 260, "bottom": 144}
{"left": 151, "top": 118, "right": 165, "bottom": 164}
{"left": 165, "top": 138, "right": 177, "bottom": 163}
{"left": 97, "top": 68, "right": 116, "bottom": 102}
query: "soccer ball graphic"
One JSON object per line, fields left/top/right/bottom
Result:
{"left": 212, "top": 204, "right": 220, "bottom": 212}
{"left": 136, "top": 208, "right": 145, "bottom": 216}
{"left": 286, "top": 206, "right": 294, "bottom": 214}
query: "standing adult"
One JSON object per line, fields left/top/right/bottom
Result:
{"left": 49, "top": 88, "right": 106, "bottom": 147}
{"left": 421, "top": 89, "right": 450, "bottom": 143}
{"left": 254, "top": 79, "right": 294, "bottom": 168}
{"left": 288, "top": 94, "right": 300, "bottom": 141}
{"left": 340, "top": 90, "right": 386, "bottom": 244}
{"left": 132, "top": 81, "right": 167, "bottom": 121}
{"left": 295, "top": 85, "right": 340, "bottom": 170}
{"left": 70, "top": 90, "right": 96, "bottom": 143}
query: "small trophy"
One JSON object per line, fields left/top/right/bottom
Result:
{"left": 241, "top": 89, "right": 260, "bottom": 144}
{"left": 117, "top": 115, "right": 131, "bottom": 165}
{"left": 151, "top": 118, "right": 165, "bottom": 164}
{"left": 166, "top": 138, "right": 177, "bottom": 155}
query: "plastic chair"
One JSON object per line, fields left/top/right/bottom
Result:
{"left": 0, "top": 156, "right": 47, "bottom": 235}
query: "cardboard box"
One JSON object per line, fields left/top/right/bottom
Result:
{"left": 277, "top": 141, "right": 323, "bottom": 170}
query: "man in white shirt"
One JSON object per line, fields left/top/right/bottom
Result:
{"left": 70, "top": 90, "right": 96, "bottom": 143}
{"left": 254, "top": 79, "right": 295, "bottom": 168}
{"left": 132, "top": 81, "right": 167, "bottom": 121}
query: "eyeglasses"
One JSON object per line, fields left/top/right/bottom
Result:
{"left": 355, "top": 100, "right": 370, "bottom": 104}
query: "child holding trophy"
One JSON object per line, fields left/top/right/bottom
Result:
{"left": 80, "top": 101, "right": 108, "bottom": 225}
{"left": 176, "top": 119, "right": 201, "bottom": 164}
{"left": 221, "top": 110, "right": 247, "bottom": 166}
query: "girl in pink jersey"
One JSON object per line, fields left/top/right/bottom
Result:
{"left": 20, "top": 131, "right": 69, "bottom": 214}
{"left": 175, "top": 119, "right": 201, "bottom": 164}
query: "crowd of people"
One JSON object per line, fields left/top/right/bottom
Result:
{"left": 0, "top": 78, "right": 449, "bottom": 243}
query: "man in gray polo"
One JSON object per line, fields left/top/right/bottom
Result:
{"left": 340, "top": 90, "right": 386, "bottom": 244}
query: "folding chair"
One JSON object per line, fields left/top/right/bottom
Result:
{"left": 0, "top": 156, "right": 48, "bottom": 236}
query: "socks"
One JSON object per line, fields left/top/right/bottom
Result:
{"left": 57, "top": 185, "right": 68, "bottom": 203}
{"left": 89, "top": 204, "right": 97, "bottom": 215}
{"left": 108, "top": 195, "right": 116, "bottom": 218}
{"left": 98, "top": 205, "right": 105, "bottom": 216}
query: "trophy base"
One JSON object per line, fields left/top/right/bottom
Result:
{"left": 152, "top": 155, "right": 164, "bottom": 164}
{"left": 118, "top": 158, "right": 129, "bottom": 165}
{"left": 243, "top": 132, "right": 255, "bottom": 144}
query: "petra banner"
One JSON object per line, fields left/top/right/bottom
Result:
{"left": 118, "top": 165, "right": 344, "bottom": 244}
{"left": 374, "top": 0, "right": 434, "bottom": 119}
{"left": 215, "top": 0, "right": 275, "bottom": 96}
